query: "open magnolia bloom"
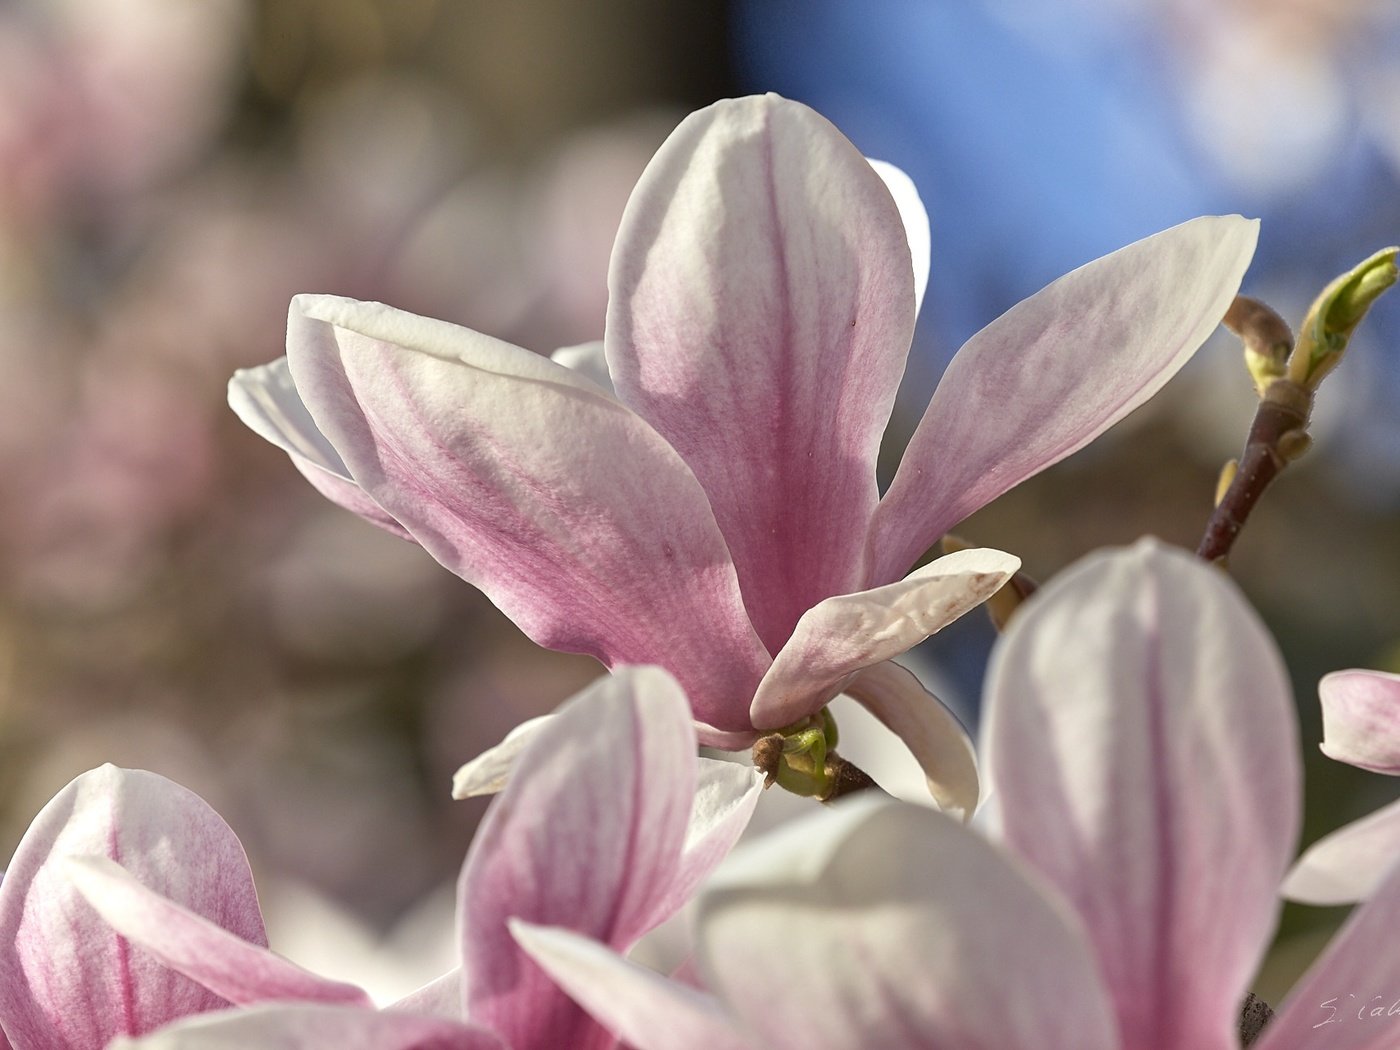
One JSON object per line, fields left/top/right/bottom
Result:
{"left": 0, "top": 668, "right": 760, "bottom": 1050}
{"left": 516, "top": 542, "right": 1400, "bottom": 1050}
{"left": 1284, "top": 669, "right": 1400, "bottom": 905}
{"left": 229, "top": 93, "right": 1258, "bottom": 771}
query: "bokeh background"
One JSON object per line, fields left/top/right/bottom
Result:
{"left": 0, "top": 0, "right": 1396, "bottom": 1003}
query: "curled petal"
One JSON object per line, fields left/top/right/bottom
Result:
{"left": 607, "top": 93, "right": 917, "bottom": 652}
{"left": 983, "top": 540, "right": 1298, "bottom": 1050}
{"left": 64, "top": 857, "right": 370, "bottom": 1008}
{"left": 549, "top": 341, "right": 614, "bottom": 396}
{"left": 0, "top": 765, "right": 269, "bottom": 1047}
{"left": 749, "top": 547, "right": 1018, "bottom": 729}
{"left": 842, "top": 661, "right": 978, "bottom": 820}
{"left": 228, "top": 359, "right": 410, "bottom": 540}
{"left": 697, "top": 799, "right": 1118, "bottom": 1050}
{"left": 459, "top": 667, "right": 711, "bottom": 1050}
{"left": 868, "top": 159, "right": 930, "bottom": 318}
{"left": 511, "top": 922, "right": 751, "bottom": 1050}
{"left": 871, "top": 215, "right": 1259, "bottom": 583}
{"left": 286, "top": 295, "right": 770, "bottom": 737}
{"left": 450, "top": 715, "right": 553, "bottom": 800}
{"left": 1319, "top": 669, "right": 1400, "bottom": 774}
{"left": 107, "top": 1003, "right": 506, "bottom": 1050}
{"left": 1283, "top": 798, "right": 1400, "bottom": 906}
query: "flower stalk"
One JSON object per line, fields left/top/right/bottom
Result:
{"left": 1197, "top": 248, "right": 1398, "bottom": 564}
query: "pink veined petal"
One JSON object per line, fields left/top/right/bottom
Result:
{"left": 106, "top": 1003, "right": 507, "bottom": 1050}
{"left": 450, "top": 714, "right": 554, "bottom": 800}
{"left": 549, "top": 341, "right": 614, "bottom": 396}
{"left": 510, "top": 922, "right": 752, "bottom": 1050}
{"left": 1319, "top": 669, "right": 1400, "bottom": 774}
{"left": 228, "top": 358, "right": 411, "bottom": 540}
{"left": 696, "top": 799, "right": 1119, "bottom": 1050}
{"left": 285, "top": 294, "right": 771, "bottom": 738}
{"left": 842, "top": 660, "right": 979, "bottom": 820}
{"left": 0, "top": 765, "right": 270, "bottom": 1048}
{"left": 63, "top": 856, "right": 370, "bottom": 1008}
{"left": 983, "top": 539, "right": 1299, "bottom": 1050}
{"left": 606, "top": 93, "right": 917, "bottom": 653}
{"left": 869, "top": 215, "right": 1259, "bottom": 584}
{"left": 1282, "top": 797, "right": 1400, "bottom": 906}
{"left": 749, "top": 547, "right": 1019, "bottom": 730}
{"left": 459, "top": 667, "right": 701, "bottom": 1050}
{"left": 867, "top": 159, "right": 929, "bottom": 318}
{"left": 1258, "top": 854, "right": 1400, "bottom": 1050}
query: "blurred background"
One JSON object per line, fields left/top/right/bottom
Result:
{"left": 0, "top": 0, "right": 1395, "bottom": 1003}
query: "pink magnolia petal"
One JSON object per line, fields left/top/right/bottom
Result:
{"left": 842, "top": 661, "right": 979, "bottom": 820}
{"left": 607, "top": 93, "right": 917, "bottom": 652}
{"left": 749, "top": 547, "right": 1018, "bottom": 729}
{"left": 983, "top": 539, "right": 1298, "bottom": 1050}
{"left": 870, "top": 215, "right": 1259, "bottom": 583}
{"left": 450, "top": 714, "right": 553, "bottom": 800}
{"left": 459, "top": 667, "right": 700, "bottom": 1050}
{"left": 107, "top": 1003, "right": 506, "bottom": 1050}
{"left": 1319, "top": 669, "right": 1400, "bottom": 774}
{"left": 228, "top": 359, "right": 411, "bottom": 540}
{"left": 286, "top": 294, "right": 770, "bottom": 737}
{"left": 697, "top": 799, "right": 1118, "bottom": 1050}
{"left": 868, "top": 159, "right": 929, "bottom": 318}
{"left": 64, "top": 856, "right": 370, "bottom": 1008}
{"left": 549, "top": 341, "right": 614, "bottom": 395}
{"left": 1283, "top": 797, "right": 1400, "bottom": 906}
{"left": 0, "top": 765, "right": 268, "bottom": 1048}
{"left": 648, "top": 758, "right": 763, "bottom": 930}
{"left": 510, "top": 922, "right": 751, "bottom": 1050}
{"left": 1260, "top": 855, "right": 1400, "bottom": 1050}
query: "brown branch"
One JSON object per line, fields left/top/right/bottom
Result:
{"left": 1196, "top": 378, "right": 1311, "bottom": 564}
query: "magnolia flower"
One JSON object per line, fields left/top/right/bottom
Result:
{"left": 0, "top": 668, "right": 760, "bottom": 1050}
{"left": 1284, "top": 668, "right": 1400, "bottom": 905}
{"left": 229, "top": 94, "right": 1257, "bottom": 769}
{"left": 517, "top": 542, "right": 1400, "bottom": 1050}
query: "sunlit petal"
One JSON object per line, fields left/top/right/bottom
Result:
{"left": 228, "top": 358, "right": 411, "bottom": 540}
{"left": 842, "top": 661, "right": 978, "bottom": 820}
{"left": 607, "top": 93, "right": 917, "bottom": 651}
{"left": 698, "top": 799, "right": 1118, "bottom": 1050}
{"left": 511, "top": 922, "right": 751, "bottom": 1050}
{"left": 871, "top": 216, "right": 1259, "bottom": 583}
{"left": 286, "top": 294, "right": 770, "bottom": 737}
{"left": 984, "top": 540, "right": 1298, "bottom": 1050}
{"left": 64, "top": 857, "right": 369, "bottom": 1008}
{"left": 749, "top": 547, "right": 1017, "bottom": 729}
{"left": 459, "top": 667, "right": 709, "bottom": 1049}
{"left": 0, "top": 766, "right": 269, "bottom": 1046}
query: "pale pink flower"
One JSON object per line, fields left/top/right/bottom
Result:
{"left": 230, "top": 94, "right": 1256, "bottom": 768}
{"left": 1284, "top": 668, "right": 1400, "bottom": 905}
{"left": 519, "top": 542, "right": 1400, "bottom": 1050}
{"left": 0, "top": 668, "right": 759, "bottom": 1050}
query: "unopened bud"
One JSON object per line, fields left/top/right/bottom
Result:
{"left": 1223, "top": 296, "right": 1292, "bottom": 397}
{"left": 1290, "top": 247, "right": 1399, "bottom": 389}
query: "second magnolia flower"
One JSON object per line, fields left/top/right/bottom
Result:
{"left": 230, "top": 93, "right": 1258, "bottom": 768}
